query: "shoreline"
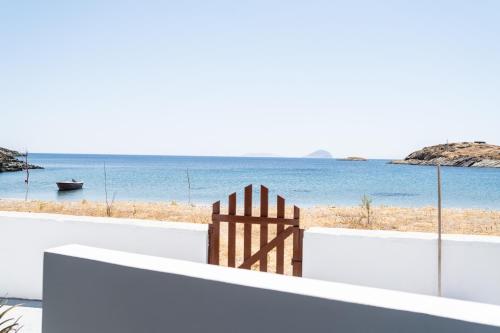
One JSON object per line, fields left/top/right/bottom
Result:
{"left": 1, "top": 197, "right": 498, "bottom": 211}
{"left": 1, "top": 199, "right": 499, "bottom": 236}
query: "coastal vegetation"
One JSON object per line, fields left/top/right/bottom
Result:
{"left": 391, "top": 142, "right": 500, "bottom": 168}
{"left": 1, "top": 199, "right": 498, "bottom": 236}
{"left": 0, "top": 299, "right": 20, "bottom": 333}
{"left": 360, "top": 194, "right": 373, "bottom": 225}
{"left": 103, "top": 162, "right": 115, "bottom": 217}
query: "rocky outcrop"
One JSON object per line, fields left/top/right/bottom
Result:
{"left": 0, "top": 147, "right": 43, "bottom": 172}
{"left": 337, "top": 156, "right": 367, "bottom": 161}
{"left": 391, "top": 142, "right": 500, "bottom": 168}
{"left": 305, "top": 150, "right": 333, "bottom": 158}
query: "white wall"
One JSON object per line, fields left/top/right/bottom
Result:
{"left": 0, "top": 211, "right": 208, "bottom": 300}
{"left": 42, "top": 245, "right": 500, "bottom": 333}
{"left": 303, "top": 228, "right": 500, "bottom": 305}
{"left": 443, "top": 234, "right": 500, "bottom": 305}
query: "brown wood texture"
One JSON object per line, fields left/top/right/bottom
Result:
{"left": 239, "top": 227, "right": 294, "bottom": 269}
{"left": 276, "top": 195, "right": 285, "bottom": 274}
{"left": 213, "top": 214, "right": 299, "bottom": 226}
{"left": 228, "top": 192, "right": 236, "bottom": 267}
{"left": 209, "top": 185, "right": 303, "bottom": 276}
{"left": 243, "top": 185, "right": 252, "bottom": 267}
{"left": 260, "top": 185, "right": 269, "bottom": 272}
{"left": 292, "top": 205, "right": 302, "bottom": 276}
{"left": 210, "top": 201, "right": 220, "bottom": 265}
{"left": 208, "top": 223, "right": 213, "bottom": 263}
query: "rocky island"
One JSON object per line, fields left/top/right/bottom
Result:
{"left": 391, "top": 142, "right": 500, "bottom": 168}
{"left": 0, "top": 147, "right": 43, "bottom": 172}
{"left": 305, "top": 150, "right": 333, "bottom": 158}
{"left": 337, "top": 156, "right": 367, "bottom": 161}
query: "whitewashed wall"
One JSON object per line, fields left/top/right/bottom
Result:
{"left": 0, "top": 211, "right": 208, "bottom": 300}
{"left": 303, "top": 228, "right": 500, "bottom": 306}
{"left": 442, "top": 234, "right": 500, "bottom": 305}
{"left": 42, "top": 245, "right": 500, "bottom": 333}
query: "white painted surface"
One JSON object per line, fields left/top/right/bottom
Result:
{"left": 442, "top": 234, "right": 500, "bottom": 305}
{"left": 0, "top": 211, "right": 208, "bottom": 300}
{"left": 8, "top": 306, "right": 42, "bottom": 333}
{"left": 303, "top": 228, "right": 500, "bottom": 305}
{"left": 42, "top": 245, "right": 500, "bottom": 333}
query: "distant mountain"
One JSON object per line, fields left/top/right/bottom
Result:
{"left": 241, "top": 153, "right": 280, "bottom": 158}
{"left": 305, "top": 150, "right": 333, "bottom": 158}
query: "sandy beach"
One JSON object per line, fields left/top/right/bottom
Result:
{"left": 1, "top": 199, "right": 499, "bottom": 235}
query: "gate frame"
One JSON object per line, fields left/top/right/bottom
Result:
{"left": 208, "top": 184, "right": 303, "bottom": 277}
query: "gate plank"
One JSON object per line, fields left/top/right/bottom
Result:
{"left": 243, "top": 185, "right": 252, "bottom": 268}
{"left": 276, "top": 195, "right": 285, "bottom": 274}
{"left": 228, "top": 193, "right": 236, "bottom": 267}
{"left": 299, "top": 228, "right": 304, "bottom": 276}
{"left": 213, "top": 214, "right": 298, "bottom": 226}
{"left": 260, "top": 186, "right": 269, "bottom": 272}
{"left": 211, "top": 201, "right": 220, "bottom": 265}
{"left": 292, "top": 205, "right": 302, "bottom": 276}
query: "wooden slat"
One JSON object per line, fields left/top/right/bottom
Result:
{"left": 299, "top": 228, "right": 304, "bottom": 276}
{"left": 208, "top": 223, "right": 213, "bottom": 263}
{"left": 243, "top": 185, "right": 252, "bottom": 267}
{"left": 211, "top": 201, "right": 220, "bottom": 265}
{"left": 292, "top": 228, "right": 299, "bottom": 276}
{"left": 292, "top": 206, "right": 301, "bottom": 276}
{"left": 212, "top": 214, "right": 299, "bottom": 226}
{"left": 239, "top": 227, "right": 294, "bottom": 269}
{"left": 276, "top": 195, "right": 285, "bottom": 274}
{"left": 228, "top": 192, "right": 236, "bottom": 267}
{"left": 260, "top": 185, "right": 269, "bottom": 272}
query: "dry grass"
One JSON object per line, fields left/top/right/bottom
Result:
{"left": 1, "top": 199, "right": 499, "bottom": 275}
{"left": 2, "top": 199, "right": 498, "bottom": 235}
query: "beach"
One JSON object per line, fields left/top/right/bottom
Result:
{"left": 2, "top": 199, "right": 499, "bottom": 235}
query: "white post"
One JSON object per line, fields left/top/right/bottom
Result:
{"left": 437, "top": 164, "right": 442, "bottom": 297}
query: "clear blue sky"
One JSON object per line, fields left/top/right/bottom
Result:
{"left": 1, "top": 1, "right": 499, "bottom": 158}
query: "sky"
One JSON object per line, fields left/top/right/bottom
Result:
{"left": 1, "top": 1, "right": 499, "bottom": 158}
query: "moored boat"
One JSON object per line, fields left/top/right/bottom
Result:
{"left": 56, "top": 179, "right": 83, "bottom": 191}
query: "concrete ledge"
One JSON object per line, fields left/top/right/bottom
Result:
{"left": 42, "top": 245, "right": 500, "bottom": 333}
{"left": 0, "top": 210, "right": 207, "bottom": 231}
{"left": 303, "top": 227, "right": 500, "bottom": 305}
{"left": 0, "top": 211, "right": 208, "bottom": 299}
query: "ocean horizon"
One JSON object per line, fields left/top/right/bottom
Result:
{"left": 1, "top": 153, "right": 499, "bottom": 209}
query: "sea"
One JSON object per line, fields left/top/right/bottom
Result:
{"left": 0, "top": 153, "right": 499, "bottom": 209}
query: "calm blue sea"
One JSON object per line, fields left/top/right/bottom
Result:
{"left": 1, "top": 153, "right": 499, "bottom": 209}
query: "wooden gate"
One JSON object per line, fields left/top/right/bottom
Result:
{"left": 208, "top": 185, "right": 303, "bottom": 277}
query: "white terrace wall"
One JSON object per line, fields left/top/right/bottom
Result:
{"left": 42, "top": 245, "right": 500, "bottom": 333}
{"left": 0, "top": 211, "right": 208, "bottom": 300}
{"left": 303, "top": 228, "right": 500, "bottom": 306}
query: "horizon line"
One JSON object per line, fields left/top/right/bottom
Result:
{"left": 24, "top": 151, "right": 399, "bottom": 160}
